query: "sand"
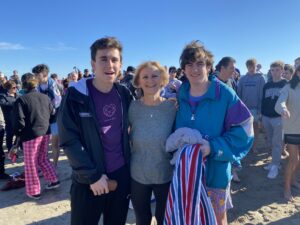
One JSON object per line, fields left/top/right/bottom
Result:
{"left": 0, "top": 132, "right": 299, "bottom": 225}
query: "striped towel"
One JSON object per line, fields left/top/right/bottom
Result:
{"left": 164, "top": 144, "right": 217, "bottom": 225}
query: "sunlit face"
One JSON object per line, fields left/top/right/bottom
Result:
{"left": 36, "top": 70, "right": 48, "bottom": 83}
{"left": 283, "top": 70, "right": 293, "bottom": 81}
{"left": 9, "top": 84, "right": 17, "bottom": 94}
{"left": 270, "top": 66, "right": 283, "bottom": 80}
{"left": 184, "top": 59, "right": 208, "bottom": 84}
{"left": 91, "top": 48, "right": 122, "bottom": 85}
{"left": 138, "top": 66, "right": 163, "bottom": 96}
{"left": 247, "top": 65, "right": 256, "bottom": 74}
{"left": 69, "top": 72, "right": 78, "bottom": 82}
{"left": 221, "top": 61, "right": 235, "bottom": 80}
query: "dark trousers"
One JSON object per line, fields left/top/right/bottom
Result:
{"left": 5, "top": 124, "right": 14, "bottom": 151}
{"left": 131, "top": 178, "right": 170, "bottom": 225}
{"left": 0, "top": 127, "right": 5, "bottom": 174}
{"left": 70, "top": 165, "right": 130, "bottom": 225}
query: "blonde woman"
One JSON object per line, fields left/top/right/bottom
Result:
{"left": 129, "top": 61, "right": 176, "bottom": 225}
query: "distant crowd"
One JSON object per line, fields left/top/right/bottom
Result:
{"left": 0, "top": 37, "right": 299, "bottom": 225}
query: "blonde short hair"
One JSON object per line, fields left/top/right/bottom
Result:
{"left": 133, "top": 61, "right": 169, "bottom": 88}
{"left": 270, "top": 61, "right": 285, "bottom": 70}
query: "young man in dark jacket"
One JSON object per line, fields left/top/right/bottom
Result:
{"left": 58, "top": 37, "right": 134, "bottom": 225}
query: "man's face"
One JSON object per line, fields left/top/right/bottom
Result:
{"left": 221, "top": 61, "right": 235, "bottom": 80}
{"left": 91, "top": 48, "right": 122, "bottom": 85}
{"left": 169, "top": 69, "right": 177, "bottom": 79}
{"left": 184, "top": 59, "right": 208, "bottom": 84}
{"left": 247, "top": 65, "right": 256, "bottom": 74}
{"left": 36, "top": 70, "right": 48, "bottom": 83}
{"left": 270, "top": 66, "right": 283, "bottom": 80}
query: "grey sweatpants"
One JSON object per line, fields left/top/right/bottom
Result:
{"left": 262, "top": 116, "right": 283, "bottom": 166}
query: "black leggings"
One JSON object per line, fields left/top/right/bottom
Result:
{"left": 131, "top": 178, "right": 170, "bottom": 225}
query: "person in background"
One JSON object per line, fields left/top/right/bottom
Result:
{"left": 0, "top": 73, "right": 8, "bottom": 94}
{"left": 275, "top": 65, "right": 300, "bottom": 201}
{"left": 0, "top": 100, "right": 9, "bottom": 180}
{"left": 161, "top": 66, "right": 182, "bottom": 99}
{"left": 83, "top": 68, "right": 92, "bottom": 78}
{"left": 238, "top": 58, "right": 265, "bottom": 153}
{"left": 175, "top": 41, "right": 253, "bottom": 225}
{"left": 13, "top": 73, "right": 59, "bottom": 199}
{"left": 32, "top": 64, "right": 62, "bottom": 168}
{"left": 129, "top": 61, "right": 176, "bottom": 225}
{"left": 283, "top": 64, "right": 295, "bottom": 81}
{"left": 261, "top": 61, "right": 287, "bottom": 179}
{"left": 0, "top": 80, "right": 19, "bottom": 153}
{"left": 10, "top": 70, "right": 22, "bottom": 90}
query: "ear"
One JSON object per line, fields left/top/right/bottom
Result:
{"left": 91, "top": 60, "right": 95, "bottom": 72}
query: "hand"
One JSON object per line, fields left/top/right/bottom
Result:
{"left": 282, "top": 109, "right": 290, "bottom": 119}
{"left": 199, "top": 139, "right": 211, "bottom": 157}
{"left": 90, "top": 174, "right": 109, "bottom": 196}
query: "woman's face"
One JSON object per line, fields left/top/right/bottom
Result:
{"left": 9, "top": 85, "right": 17, "bottom": 94}
{"left": 184, "top": 59, "right": 208, "bottom": 84}
{"left": 138, "top": 66, "right": 163, "bottom": 96}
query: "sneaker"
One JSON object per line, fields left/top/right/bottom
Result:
{"left": 27, "top": 194, "right": 41, "bottom": 200}
{"left": 267, "top": 165, "right": 279, "bottom": 179}
{"left": 45, "top": 181, "right": 60, "bottom": 190}
{"left": 0, "top": 173, "right": 11, "bottom": 180}
{"left": 264, "top": 163, "right": 281, "bottom": 171}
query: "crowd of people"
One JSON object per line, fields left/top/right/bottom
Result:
{"left": 0, "top": 36, "right": 299, "bottom": 225}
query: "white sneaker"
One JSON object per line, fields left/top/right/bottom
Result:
{"left": 267, "top": 165, "right": 279, "bottom": 179}
{"left": 264, "top": 163, "right": 281, "bottom": 171}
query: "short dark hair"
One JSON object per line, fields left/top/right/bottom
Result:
{"left": 215, "top": 57, "right": 236, "bottom": 72}
{"left": 32, "top": 64, "right": 49, "bottom": 74}
{"left": 180, "top": 40, "right": 214, "bottom": 70}
{"left": 21, "top": 73, "right": 38, "bottom": 90}
{"left": 90, "top": 37, "right": 123, "bottom": 62}
{"left": 50, "top": 73, "right": 58, "bottom": 79}
{"left": 3, "top": 80, "right": 16, "bottom": 90}
{"left": 168, "top": 66, "right": 176, "bottom": 73}
{"left": 126, "top": 66, "right": 135, "bottom": 73}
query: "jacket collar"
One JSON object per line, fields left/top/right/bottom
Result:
{"left": 179, "top": 75, "right": 221, "bottom": 101}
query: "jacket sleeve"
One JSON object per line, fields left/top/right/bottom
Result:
{"left": 209, "top": 94, "right": 254, "bottom": 163}
{"left": 237, "top": 77, "right": 243, "bottom": 99}
{"left": 57, "top": 90, "right": 102, "bottom": 185}
{"left": 275, "top": 85, "right": 289, "bottom": 115}
{"left": 13, "top": 98, "right": 25, "bottom": 135}
{"left": 0, "top": 95, "right": 11, "bottom": 107}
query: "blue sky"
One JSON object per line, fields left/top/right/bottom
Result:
{"left": 1, "top": 0, "right": 300, "bottom": 78}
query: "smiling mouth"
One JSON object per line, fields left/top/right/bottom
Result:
{"left": 104, "top": 72, "right": 115, "bottom": 76}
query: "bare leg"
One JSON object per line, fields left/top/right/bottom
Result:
{"left": 284, "top": 144, "right": 300, "bottom": 202}
{"left": 215, "top": 211, "right": 228, "bottom": 225}
{"left": 51, "top": 135, "right": 59, "bottom": 168}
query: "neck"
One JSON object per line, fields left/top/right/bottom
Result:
{"left": 93, "top": 78, "right": 113, "bottom": 93}
{"left": 142, "top": 92, "right": 163, "bottom": 106}
{"left": 218, "top": 73, "right": 228, "bottom": 82}
{"left": 272, "top": 76, "right": 282, "bottom": 82}
{"left": 190, "top": 79, "right": 210, "bottom": 96}
{"left": 8, "top": 92, "right": 15, "bottom": 96}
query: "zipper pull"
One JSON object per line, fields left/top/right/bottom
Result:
{"left": 191, "top": 114, "right": 195, "bottom": 121}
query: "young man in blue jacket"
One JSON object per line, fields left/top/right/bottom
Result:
{"left": 58, "top": 37, "right": 134, "bottom": 225}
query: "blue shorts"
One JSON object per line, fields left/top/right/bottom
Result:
{"left": 50, "top": 122, "right": 58, "bottom": 135}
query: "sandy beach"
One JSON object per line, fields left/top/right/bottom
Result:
{"left": 0, "top": 132, "right": 299, "bottom": 225}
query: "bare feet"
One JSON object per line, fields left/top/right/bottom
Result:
{"left": 284, "top": 190, "right": 294, "bottom": 202}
